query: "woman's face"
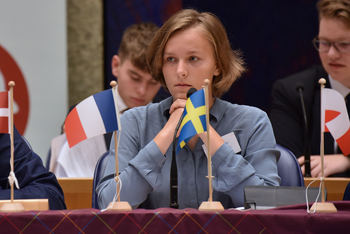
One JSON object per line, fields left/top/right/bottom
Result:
{"left": 162, "top": 27, "right": 220, "bottom": 101}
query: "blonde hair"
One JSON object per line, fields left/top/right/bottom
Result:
{"left": 118, "top": 22, "right": 159, "bottom": 72}
{"left": 317, "top": 0, "right": 350, "bottom": 28}
{"left": 146, "top": 9, "right": 245, "bottom": 98}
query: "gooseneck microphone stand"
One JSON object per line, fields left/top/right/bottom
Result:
{"left": 170, "top": 120, "right": 181, "bottom": 209}
{"left": 296, "top": 83, "right": 311, "bottom": 177}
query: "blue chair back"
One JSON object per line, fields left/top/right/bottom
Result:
{"left": 92, "top": 150, "right": 110, "bottom": 209}
{"left": 276, "top": 144, "right": 304, "bottom": 186}
{"left": 343, "top": 182, "right": 350, "bottom": 200}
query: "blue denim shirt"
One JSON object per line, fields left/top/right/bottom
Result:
{"left": 97, "top": 97, "right": 280, "bottom": 209}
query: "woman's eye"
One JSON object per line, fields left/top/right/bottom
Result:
{"left": 189, "top": 56, "right": 198, "bottom": 61}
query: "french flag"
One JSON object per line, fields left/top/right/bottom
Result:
{"left": 0, "top": 91, "right": 10, "bottom": 134}
{"left": 65, "top": 89, "right": 120, "bottom": 148}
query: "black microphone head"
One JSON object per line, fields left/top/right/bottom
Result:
{"left": 296, "top": 82, "right": 304, "bottom": 92}
{"left": 187, "top": 88, "right": 197, "bottom": 98}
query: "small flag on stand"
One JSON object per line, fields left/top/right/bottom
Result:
{"left": 177, "top": 88, "right": 207, "bottom": 153}
{"left": 321, "top": 88, "right": 350, "bottom": 156}
{"left": 308, "top": 78, "right": 338, "bottom": 213}
{"left": 0, "top": 91, "right": 10, "bottom": 134}
{"left": 0, "top": 81, "right": 27, "bottom": 213}
{"left": 65, "top": 89, "right": 120, "bottom": 148}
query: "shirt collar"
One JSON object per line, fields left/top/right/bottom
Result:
{"left": 329, "top": 75, "right": 350, "bottom": 98}
{"left": 115, "top": 85, "right": 128, "bottom": 115}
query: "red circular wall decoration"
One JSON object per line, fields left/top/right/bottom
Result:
{"left": 0, "top": 45, "right": 29, "bottom": 135}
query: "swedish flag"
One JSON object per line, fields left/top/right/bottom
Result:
{"left": 176, "top": 89, "right": 207, "bottom": 153}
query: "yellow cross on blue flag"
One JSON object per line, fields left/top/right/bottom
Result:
{"left": 177, "top": 88, "right": 207, "bottom": 153}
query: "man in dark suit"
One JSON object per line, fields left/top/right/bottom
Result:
{"left": 270, "top": 0, "right": 350, "bottom": 178}
{"left": 0, "top": 126, "right": 66, "bottom": 210}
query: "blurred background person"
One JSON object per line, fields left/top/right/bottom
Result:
{"left": 270, "top": 0, "right": 350, "bottom": 177}
{"left": 47, "top": 22, "right": 161, "bottom": 178}
{"left": 0, "top": 126, "right": 66, "bottom": 210}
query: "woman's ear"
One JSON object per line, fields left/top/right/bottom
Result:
{"left": 213, "top": 65, "right": 221, "bottom": 76}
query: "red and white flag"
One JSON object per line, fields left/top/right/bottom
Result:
{"left": 0, "top": 91, "right": 10, "bottom": 134}
{"left": 322, "top": 88, "right": 350, "bottom": 156}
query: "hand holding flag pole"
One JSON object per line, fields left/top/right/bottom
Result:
{"left": 198, "top": 79, "right": 224, "bottom": 212}
{"left": 310, "top": 78, "right": 337, "bottom": 213}
{"left": 106, "top": 81, "right": 131, "bottom": 212}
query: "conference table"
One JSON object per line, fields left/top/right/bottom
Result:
{"left": 1, "top": 178, "right": 349, "bottom": 233}
{"left": 1, "top": 201, "right": 350, "bottom": 233}
{"left": 304, "top": 177, "right": 350, "bottom": 201}
{"left": 57, "top": 177, "right": 350, "bottom": 210}
{"left": 57, "top": 178, "right": 93, "bottom": 210}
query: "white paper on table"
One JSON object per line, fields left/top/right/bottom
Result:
{"left": 202, "top": 132, "right": 241, "bottom": 157}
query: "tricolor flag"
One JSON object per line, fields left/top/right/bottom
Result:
{"left": 0, "top": 91, "right": 10, "bottom": 134}
{"left": 177, "top": 89, "right": 207, "bottom": 153}
{"left": 65, "top": 89, "right": 120, "bottom": 148}
{"left": 322, "top": 88, "right": 350, "bottom": 156}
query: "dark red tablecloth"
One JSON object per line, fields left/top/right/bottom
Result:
{"left": 1, "top": 201, "right": 350, "bottom": 233}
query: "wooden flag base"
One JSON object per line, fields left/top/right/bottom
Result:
{"left": 0, "top": 199, "right": 49, "bottom": 212}
{"left": 198, "top": 201, "right": 224, "bottom": 212}
{"left": 0, "top": 202, "right": 25, "bottom": 213}
{"left": 106, "top": 201, "right": 132, "bottom": 212}
{"left": 310, "top": 202, "right": 337, "bottom": 213}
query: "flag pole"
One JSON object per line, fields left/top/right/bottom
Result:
{"left": 0, "top": 81, "right": 25, "bottom": 212}
{"left": 107, "top": 80, "right": 131, "bottom": 212}
{"left": 310, "top": 78, "right": 337, "bottom": 213}
{"left": 199, "top": 79, "right": 224, "bottom": 212}
{"left": 9, "top": 81, "right": 15, "bottom": 203}
{"left": 114, "top": 130, "right": 120, "bottom": 202}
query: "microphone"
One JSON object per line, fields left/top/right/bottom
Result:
{"left": 170, "top": 87, "right": 197, "bottom": 208}
{"left": 296, "top": 82, "right": 311, "bottom": 177}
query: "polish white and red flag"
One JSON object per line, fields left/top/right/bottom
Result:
{"left": 0, "top": 91, "right": 10, "bottom": 134}
{"left": 322, "top": 88, "right": 350, "bottom": 156}
{"left": 65, "top": 89, "right": 120, "bottom": 148}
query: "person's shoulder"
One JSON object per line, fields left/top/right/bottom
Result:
{"left": 218, "top": 99, "right": 266, "bottom": 117}
{"left": 237, "top": 104, "right": 267, "bottom": 117}
{"left": 274, "top": 65, "right": 326, "bottom": 87}
{"left": 223, "top": 102, "right": 271, "bottom": 131}
{"left": 271, "top": 65, "right": 327, "bottom": 101}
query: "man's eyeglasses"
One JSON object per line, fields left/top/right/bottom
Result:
{"left": 312, "top": 37, "right": 350, "bottom": 53}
